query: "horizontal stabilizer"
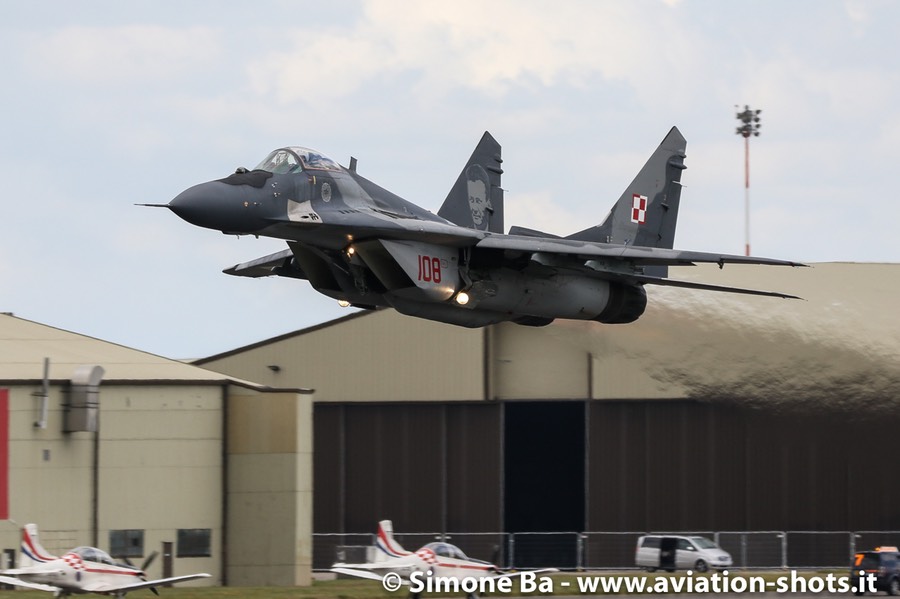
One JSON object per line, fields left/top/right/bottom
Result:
{"left": 331, "top": 567, "right": 404, "bottom": 583}
{"left": 0, "top": 576, "right": 61, "bottom": 593}
{"left": 0, "top": 568, "right": 62, "bottom": 576}
{"left": 507, "top": 225, "right": 562, "bottom": 239}
{"left": 609, "top": 271, "right": 802, "bottom": 299}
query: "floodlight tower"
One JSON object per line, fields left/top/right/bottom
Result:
{"left": 735, "top": 105, "right": 761, "bottom": 256}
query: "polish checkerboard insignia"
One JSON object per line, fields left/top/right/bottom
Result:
{"left": 631, "top": 193, "right": 648, "bottom": 224}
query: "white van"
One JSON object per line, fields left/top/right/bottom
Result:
{"left": 635, "top": 535, "right": 732, "bottom": 572}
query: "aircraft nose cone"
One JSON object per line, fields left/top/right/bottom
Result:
{"left": 169, "top": 180, "right": 268, "bottom": 233}
{"left": 169, "top": 184, "right": 207, "bottom": 225}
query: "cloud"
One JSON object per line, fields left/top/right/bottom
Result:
{"left": 843, "top": 0, "right": 874, "bottom": 23}
{"left": 23, "top": 25, "right": 222, "bottom": 84}
{"left": 245, "top": 0, "right": 701, "bottom": 109}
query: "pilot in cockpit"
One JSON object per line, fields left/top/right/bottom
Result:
{"left": 257, "top": 150, "right": 300, "bottom": 174}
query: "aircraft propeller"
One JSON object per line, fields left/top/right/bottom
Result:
{"left": 141, "top": 551, "right": 159, "bottom": 572}
{"left": 120, "top": 551, "right": 161, "bottom": 596}
{"left": 490, "top": 545, "right": 502, "bottom": 569}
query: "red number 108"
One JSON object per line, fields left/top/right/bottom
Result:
{"left": 417, "top": 255, "right": 442, "bottom": 283}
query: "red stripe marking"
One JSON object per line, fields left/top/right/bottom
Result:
{"left": 436, "top": 562, "right": 493, "bottom": 571}
{"left": 83, "top": 567, "right": 142, "bottom": 576}
{"left": 377, "top": 526, "right": 409, "bottom": 556}
{"left": 24, "top": 530, "right": 57, "bottom": 562}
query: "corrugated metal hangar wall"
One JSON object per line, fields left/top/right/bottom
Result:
{"left": 312, "top": 400, "right": 900, "bottom": 535}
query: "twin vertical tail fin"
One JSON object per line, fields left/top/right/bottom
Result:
{"left": 567, "top": 127, "right": 687, "bottom": 276}
{"left": 19, "top": 524, "right": 57, "bottom": 567}
{"left": 375, "top": 520, "right": 409, "bottom": 559}
{"left": 438, "top": 132, "right": 504, "bottom": 234}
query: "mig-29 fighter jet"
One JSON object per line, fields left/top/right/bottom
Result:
{"left": 160, "top": 127, "right": 802, "bottom": 328}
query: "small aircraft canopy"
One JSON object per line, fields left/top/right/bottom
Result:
{"left": 70, "top": 547, "right": 116, "bottom": 565}
{"left": 423, "top": 542, "right": 468, "bottom": 560}
{"left": 255, "top": 147, "right": 342, "bottom": 174}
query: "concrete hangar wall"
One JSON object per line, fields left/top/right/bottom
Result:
{"left": 197, "top": 262, "right": 900, "bottom": 563}
{"left": 0, "top": 314, "right": 313, "bottom": 587}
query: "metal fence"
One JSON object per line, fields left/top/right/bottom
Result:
{"left": 314, "top": 530, "right": 900, "bottom": 571}
{"left": 715, "top": 531, "right": 786, "bottom": 569}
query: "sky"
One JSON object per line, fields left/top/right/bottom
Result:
{"left": 1, "top": 0, "right": 898, "bottom": 360}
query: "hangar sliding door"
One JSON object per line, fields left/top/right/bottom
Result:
{"left": 585, "top": 400, "right": 900, "bottom": 533}
{"left": 313, "top": 403, "right": 502, "bottom": 535}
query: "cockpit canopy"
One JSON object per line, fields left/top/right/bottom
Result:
{"left": 70, "top": 546, "right": 116, "bottom": 565}
{"left": 423, "top": 542, "right": 467, "bottom": 560}
{"left": 255, "top": 147, "right": 342, "bottom": 174}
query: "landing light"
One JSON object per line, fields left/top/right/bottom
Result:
{"left": 337, "top": 300, "right": 351, "bottom": 308}
{"left": 346, "top": 246, "right": 356, "bottom": 256}
{"left": 455, "top": 291, "right": 470, "bottom": 306}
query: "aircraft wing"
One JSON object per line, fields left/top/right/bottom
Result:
{"left": 0, "top": 575, "right": 61, "bottom": 593}
{"left": 496, "top": 568, "right": 559, "bottom": 579}
{"left": 476, "top": 234, "right": 804, "bottom": 298}
{"left": 82, "top": 573, "right": 210, "bottom": 594}
{"left": 332, "top": 567, "right": 408, "bottom": 584}
{"left": 476, "top": 235, "right": 805, "bottom": 267}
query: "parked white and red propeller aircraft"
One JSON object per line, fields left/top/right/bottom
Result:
{"left": 332, "top": 520, "right": 555, "bottom": 598}
{"left": 0, "top": 524, "right": 210, "bottom": 597}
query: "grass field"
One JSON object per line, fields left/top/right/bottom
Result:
{"left": 0, "top": 570, "right": 851, "bottom": 598}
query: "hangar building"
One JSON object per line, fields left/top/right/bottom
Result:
{"left": 4, "top": 262, "right": 894, "bottom": 578}
{"left": 195, "top": 262, "right": 900, "bottom": 569}
{"left": 0, "top": 313, "right": 313, "bottom": 587}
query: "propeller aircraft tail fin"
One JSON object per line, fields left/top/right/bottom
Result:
{"left": 375, "top": 520, "right": 410, "bottom": 559}
{"left": 20, "top": 524, "right": 57, "bottom": 567}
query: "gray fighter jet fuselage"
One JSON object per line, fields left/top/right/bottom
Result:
{"left": 164, "top": 129, "right": 802, "bottom": 328}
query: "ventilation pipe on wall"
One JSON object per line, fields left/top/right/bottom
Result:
{"left": 63, "top": 365, "right": 104, "bottom": 433}
{"left": 32, "top": 357, "right": 50, "bottom": 429}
